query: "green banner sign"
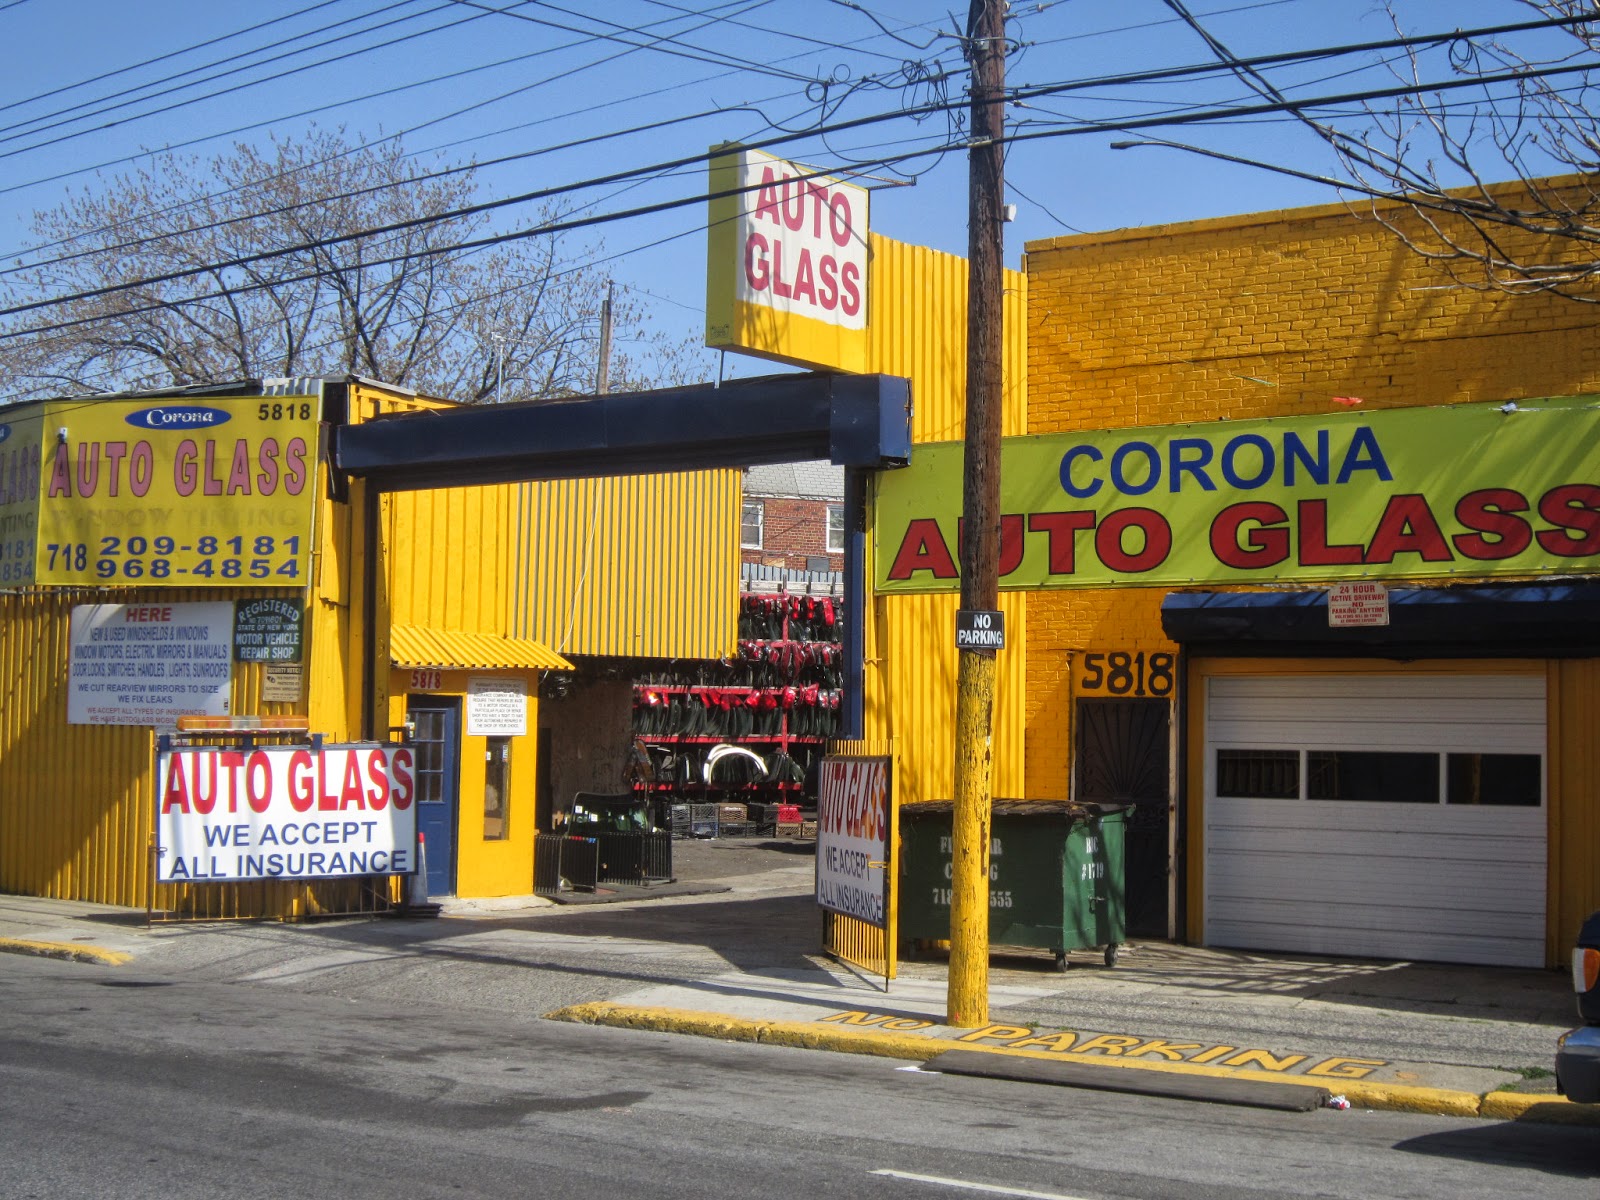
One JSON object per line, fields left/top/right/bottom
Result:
{"left": 874, "top": 396, "right": 1600, "bottom": 592}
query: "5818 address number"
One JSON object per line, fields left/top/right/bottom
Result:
{"left": 1078, "top": 651, "right": 1175, "bottom": 698}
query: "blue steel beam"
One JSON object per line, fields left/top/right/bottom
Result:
{"left": 333, "top": 371, "right": 911, "bottom": 492}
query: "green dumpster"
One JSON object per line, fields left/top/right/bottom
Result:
{"left": 899, "top": 800, "right": 1128, "bottom": 970}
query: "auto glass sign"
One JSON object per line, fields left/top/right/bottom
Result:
{"left": 706, "top": 146, "right": 869, "bottom": 372}
{"left": 874, "top": 396, "right": 1600, "bottom": 591}
{"left": 31, "top": 394, "right": 318, "bottom": 587}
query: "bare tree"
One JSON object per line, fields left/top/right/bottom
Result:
{"left": 1331, "top": 2, "right": 1600, "bottom": 301}
{"left": 0, "top": 127, "right": 704, "bottom": 402}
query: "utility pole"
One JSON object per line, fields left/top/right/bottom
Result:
{"left": 948, "top": 0, "right": 1006, "bottom": 1028}
{"left": 596, "top": 279, "right": 614, "bottom": 395}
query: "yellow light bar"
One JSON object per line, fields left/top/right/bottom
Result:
{"left": 175, "top": 715, "right": 310, "bottom": 733}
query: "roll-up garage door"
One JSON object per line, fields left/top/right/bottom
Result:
{"left": 1203, "top": 674, "right": 1546, "bottom": 967}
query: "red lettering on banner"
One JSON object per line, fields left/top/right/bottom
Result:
{"left": 958, "top": 515, "right": 1026, "bottom": 576}
{"left": 744, "top": 231, "right": 770, "bottom": 291}
{"left": 317, "top": 750, "right": 340, "bottom": 811}
{"left": 1454, "top": 488, "right": 1532, "bottom": 560}
{"left": 888, "top": 519, "right": 959, "bottom": 581}
{"left": 227, "top": 440, "right": 252, "bottom": 495}
{"left": 1210, "top": 502, "right": 1290, "bottom": 569}
{"left": 256, "top": 438, "right": 281, "bottom": 495}
{"left": 1096, "top": 509, "right": 1171, "bottom": 573}
{"left": 202, "top": 440, "right": 224, "bottom": 496}
{"left": 218, "top": 752, "right": 245, "bottom": 813}
{"left": 341, "top": 753, "right": 366, "bottom": 810}
{"left": 1029, "top": 511, "right": 1095, "bottom": 575}
{"left": 390, "top": 748, "right": 415, "bottom": 810}
{"left": 283, "top": 437, "right": 308, "bottom": 495}
{"left": 174, "top": 439, "right": 199, "bottom": 496}
{"left": 1297, "top": 499, "right": 1364, "bottom": 566}
{"left": 1536, "top": 483, "right": 1600, "bottom": 556}
{"left": 365, "top": 749, "right": 390, "bottom": 810}
{"left": 1364, "top": 494, "right": 1452, "bottom": 563}
{"left": 162, "top": 754, "right": 191, "bottom": 814}
{"left": 839, "top": 261, "right": 862, "bottom": 317}
{"left": 287, "top": 750, "right": 314, "bottom": 813}
{"left": 246, "top": 750, "right": 273, "bottom": 814}
{"left": 190, "top": 753, "right": 219, "bottom": 816}
{"left": 754, "top": 168, "right": 782, "bottom": 223}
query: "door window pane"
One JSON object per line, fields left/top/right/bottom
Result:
{"left": 1447, "top": 753, "right": 1542, "bottom": 807}
{"left": 484, "top": 736, "right": 511, "bottom": 839}
{"left": 1216, "top": 749, "right": 1299, "bottom": 798}
{"left": 1307, "top": 750, "right": 1438, "bottom": 802}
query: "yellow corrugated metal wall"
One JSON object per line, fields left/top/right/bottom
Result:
{"left": 861, "top": 233, "right": 1028, "bottom": 804}
{"left": 0, "top": 586, "right": 319, "bottom": 906}
{"left": 1552, "top": 659, "right": 1600, "bottom": 960}
{"left": 513, "top": 471, "right": 741, "bottom": 659}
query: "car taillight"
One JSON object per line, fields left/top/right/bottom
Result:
{"left": 1574, "top": 947, "right": 1600, "bottom": 994}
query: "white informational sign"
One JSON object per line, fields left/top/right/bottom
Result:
{"left": 733, "top": 148, "right": 868, "bottom": 330}
{"left": 156, "top": 743, "right": 416, "bottom": 882}
{"left": 261, "top": 665, "right": 304, "bottom": 702}
{"left": 68, "top": 602, "right": 233, "bottom": 727}
{"left": 1328, "top": 581, "right": 1391, "bottom": 627}
{"left": 815, "top": 755, "right": 892, "bottom": 928}
{"left": 466, "top": 674, "right": 527, "bottom": 736}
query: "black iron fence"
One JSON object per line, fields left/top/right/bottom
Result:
{"left": 534, "top": 831, "right": 671, "bottom": 895}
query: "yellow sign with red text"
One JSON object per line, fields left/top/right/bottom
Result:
{"left": 875, "top": 397, "right": 1600, "bottom": 591}
{"left": 12, "top": 395, "right": 320, "bottom": 587}
{"left": 706, "top": 146, "right": 868, "bottom": 372}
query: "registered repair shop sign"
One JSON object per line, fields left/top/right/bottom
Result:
{"left": 956, "top": 609, "right": 1005, "bottom": 650}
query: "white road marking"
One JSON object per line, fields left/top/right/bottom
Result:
{"left": 871, "top": 1169, "right": 1092, "bottom": 1199}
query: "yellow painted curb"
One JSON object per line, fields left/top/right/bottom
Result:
{"left": 546, "top": 1001, "right": 1596, "bottom": 1126}
{"left": 1480, "top": 1090, "right": 1600, "bottom": 1126}
{"left": 0, "top": 937, "right": 131, "bottom": 967}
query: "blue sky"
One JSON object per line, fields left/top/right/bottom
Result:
{"left": 0, "top": 0, "right": 1585, "bottom": 380}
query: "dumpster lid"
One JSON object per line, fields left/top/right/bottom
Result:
{"left": 902, "top": 799, "right": 1130, "bottom": 819}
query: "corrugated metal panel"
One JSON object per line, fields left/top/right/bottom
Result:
{"left": 0, "top": 586, "right": 305, "bottom": 907}
{"left": 514, "top": 471, "right": 740, "bottom": 659}
{"left": 861, "top": 235, "right": 1028, "bottom": 804}
{"left": 390, "top": 623, "right": 570, "bottom": 671}
{"left": 866, "top": 233, "right": 1027, "bottom": 442}
{"left": 1552, "top": 658, "right": 1600, "bottom": 962}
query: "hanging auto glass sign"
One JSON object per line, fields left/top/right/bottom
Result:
{"left": 705, "top": 145, "right": 869, "bottom": 372}
{"left": 875, "top": 395, "right": 1600, "bottom": 591}
{"left": 4, "top": 394, "right": 320, "bottom": 587}
{"left": 815, "top": 755, "right": 892, "bottom": 929}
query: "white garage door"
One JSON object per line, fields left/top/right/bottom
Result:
{"left": 1203, "top": 674, "right": 1546, "bottom": 967}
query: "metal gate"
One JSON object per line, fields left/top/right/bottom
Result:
{"left": 1074, "top": 698, "right": 1171, "bottom": 939}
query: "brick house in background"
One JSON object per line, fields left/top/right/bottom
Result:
{"left": 740, "top": 461, "right": 844, "bottom": 572}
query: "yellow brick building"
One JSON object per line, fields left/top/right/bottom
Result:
{"left": 1013, "top": 179, "right": 1600, "bottom": 967}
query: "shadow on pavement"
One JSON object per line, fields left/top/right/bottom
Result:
{"left": 1394, "top": 1121, "right": 1600, "bottom": 1177}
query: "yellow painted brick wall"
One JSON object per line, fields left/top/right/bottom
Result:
{"left": 1021, "top": 179, "right": 1600, "bottom": 799}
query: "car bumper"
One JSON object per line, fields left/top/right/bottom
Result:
{"left": 1557, "top": 1025, "right": 1600, "bottom": 1103}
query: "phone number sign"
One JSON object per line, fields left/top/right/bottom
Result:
{"left": 21, "top": 395, "right": 318, "bottom": 586}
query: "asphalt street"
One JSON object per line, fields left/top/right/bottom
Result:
{"left": 4, "top": 954, "right": 1596, "bottom": 1200}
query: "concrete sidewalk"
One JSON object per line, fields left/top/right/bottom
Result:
{"left": 1, "top": 867, "right": 1594, "bottom": 1126}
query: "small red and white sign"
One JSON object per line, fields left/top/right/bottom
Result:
{"left": 734, "top": 148, "right": 867, "bottom": 330}
{"left": 1328, "top": 581, "right": 1390, "bottom": 627}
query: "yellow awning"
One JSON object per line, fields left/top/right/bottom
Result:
{"left": 388, "top": 624, "right": 572, "bottom": 672}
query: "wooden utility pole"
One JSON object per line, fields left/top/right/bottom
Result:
{"left": 948, "top": 0, "right": 1006, "bottom": 1027}
{"left": 596, "top": 279, "right": 615, "bottom": 395}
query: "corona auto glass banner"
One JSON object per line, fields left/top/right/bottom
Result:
{"left": 706, "top": 145, "right": 868, "bottom": 372}
{"left": 156, "top": 743, "right": 416, "bottom": 883}
{"left": 34, "top": 395, "right": 318, "bottom": 586}
{"left": 875, "top": 397, "right": 1600, "bottom": 592}
{"left": 0, "top": 404, "right": 44, "bottom": 588}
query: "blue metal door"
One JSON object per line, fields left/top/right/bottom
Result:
{"left": 408, "top": 697, "right": 461, "bottom": 897}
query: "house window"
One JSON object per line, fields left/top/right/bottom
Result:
{"left": 741, "top": 500, "right": 764, "bottom": 549}
{"left": 826, "top": 503, "right": 845, "bottom": 553}
{"left": 484, "top": 736, "right": 511, "bottom": 839}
